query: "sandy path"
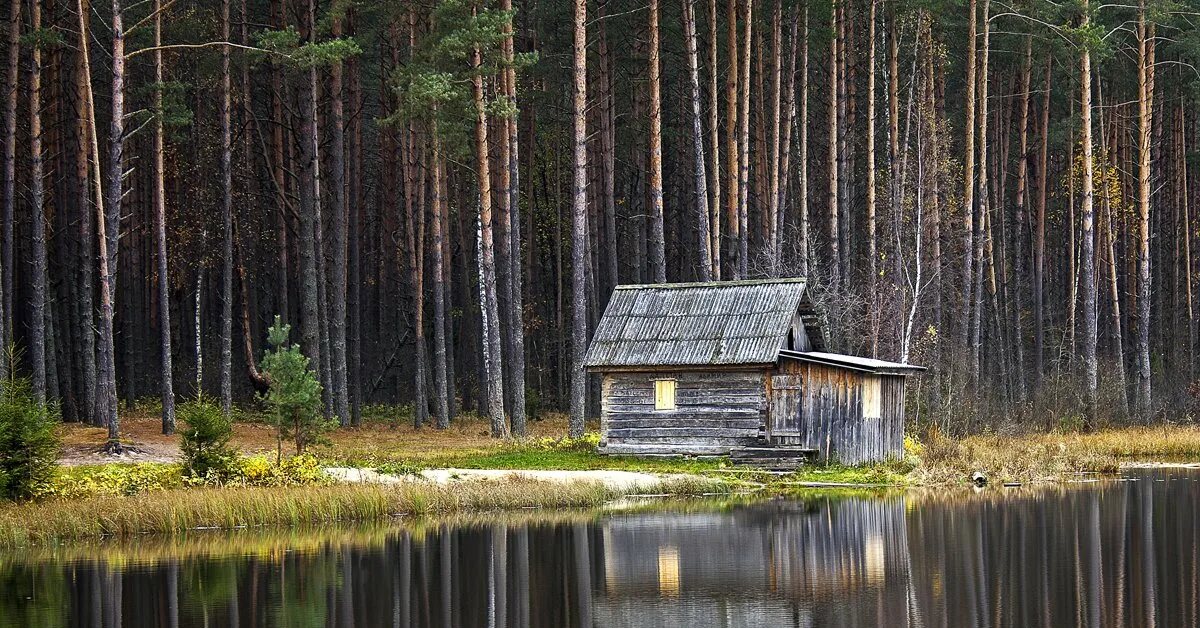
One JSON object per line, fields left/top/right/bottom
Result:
{"left": 325, "top": 467, "right": 704, "bottom": 492}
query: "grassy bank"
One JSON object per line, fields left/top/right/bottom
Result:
{"left": 907, "top": 425, "right": 1200, "bottom": 484}
{"left": 0, "top": 475, "right": 724, "bottom": 548}
{"left": 20, "top": 407, "right": 1200, "bottom": 549}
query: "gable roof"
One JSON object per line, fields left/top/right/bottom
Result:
{"left": 584, "top": 279, "right": 825, "bottom": 369}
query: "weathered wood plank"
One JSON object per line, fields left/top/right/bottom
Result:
{"left": 608, "top": 418, "right": 761, "bottom": 430}
{"left": 607, "top": 427, "right": 761, "bottom": 438}
{"left": 600, "top": 443, "right": 738, "bottom": 455}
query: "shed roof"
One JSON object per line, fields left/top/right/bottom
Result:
{"left": 779, "top": 350, "right": 926, "bottom": 375}
{"left": 584, "top": 279, "right": 826, "bottom": 368}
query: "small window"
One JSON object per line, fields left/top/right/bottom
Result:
{"left": 862, "top": 375, "right": 882, "bottom": 419}
{"left": 654, "top": 379, "right": 677, "bottom": 411}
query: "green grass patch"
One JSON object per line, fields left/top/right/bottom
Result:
{"left": 321, "top": 432, "right": 911, "bottom": 488}
{"left": 774, "top": 462, "right": 912, "bottom": 486}
{"left": 426, "top": 448, "right": 729, "bottom": 473}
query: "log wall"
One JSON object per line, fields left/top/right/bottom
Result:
{"left": 599, "top": 370, "right": 768, "bottom": 455}
{"left": 597, "top": 361, "right": 906, "bottom": 462}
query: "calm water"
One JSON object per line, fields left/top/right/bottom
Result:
{"left": 3, "top": 468, "right": 1200, "bottom": 627}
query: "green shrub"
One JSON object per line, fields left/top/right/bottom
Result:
{"left": 0, "top": 378, "right": 60, "bottom": 500}
{"left": 260, "top": 316, "right": 334, "bottom": 460}
{"left": 179, "top": 396, "right": 239, "bottom": 480}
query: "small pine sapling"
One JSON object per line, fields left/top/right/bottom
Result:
{"left": 179, "top": 395, "right": 238, "bottom": 480}
{"left": 0, "top": 375, "right": 60, "bottom": 500}
{"left": 260, "top": 316, "right": 332, "bottom": 462}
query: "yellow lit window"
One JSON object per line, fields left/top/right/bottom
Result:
{"left": 863, "top": 375, "right": 882, "bottom": 419}
{"left": 654, "top": 379, "right": 677, "bottom": 411}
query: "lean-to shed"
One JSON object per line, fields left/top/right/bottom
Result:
{"left": 584, "top": 279, "right": 924, "bottom": 464}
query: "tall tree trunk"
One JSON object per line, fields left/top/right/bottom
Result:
{"left": 472, "top": 41, "right": 506, "bottom": 438}
{"left": 154, "top": 0, "right": 175, "bottom": 433}
{"left": 889, "top": 1, "right": 903, "bottom": 347}
{"left": 776, "top": 7, "right": 799, "bottom": 274}
{"left": 431, "top": 114, "right": 450, "bottom": 429}
{"left": 1011, "top": 35, "right": 1031, "bottom": 403}
{"left": 270, "top": 0, "right": 288, "bottom": 324}
{"left": 569, "top": 0, "right": 588, "bottom": 438}
{"left": 73, "top": 2, "right": 96, "bottom": 422}
{"left": 328, "top": 16, "right": 350, "bottom": 426}
{"left": 1079, "top": 1, "right": 1098, "bottom": 420}
{"left": 834, "top": 0, "right": 848, "bottom": 283}
{"left": 0, "top": 0, "right": 17, "bottom": 366}
{"left": 220, "top": 0, "right": 234, "bottom": 416}
{"left": 969, "top": 0, "right": 989, "bottom": 387}
{"left": 766, "top": 0, "right": 782, "bottom": 271}
{"left": 959, "top": 0, "right": 977, "bottom": 355}
{"left": 597, "top": 4, "right": 618, "bottom": 292}
{"left": 405, "top": 124, "right": 427, "bottom": 429}
{"left": 1135, "top": 4, "right": 1154, "bottom": 418}
{"left": 347, "top": 9, "right": 363, "bottom": 426}
{"left": 297, "top": 6, "right": 323, "bottom": 405}
{"left": 707, "top": 0, "right": 721, "bottom": 278}
{"left": 683, "top": 0, "right": 712, "bottom": 281}
{"left": 1099, "top": 91, "right": 1128, "bottom": 417}
{"left": 1180, "top": 100, "right": 1195, "bottom": 380}
{"left": 736, "top": 0, "right": 751, "bottom": 278}
{"left": 29, "top": 0, "right": 46, "bottom": 402}
{"left": 725, "top": 0, "right": 739, "bottom": 278}
{"left": 827, "top": 0, "right": 839, "bottom": 288}
{"left": 96, "top": 0, "right": 124, "bottom": 445}
{"left": 648, "top": 0, "right": 666, "bottom": 283}
{"left": 403, "top": 9, "right": 427, "bottom": 430}
{"left": 500, "top": 0, "right": 526, "bottom": 435}
{"left": 441, "top": 136, "right": 457, "bottom": 419}
{"left": 865, "top": 0, "right": 878, "bottom": 357}
{"left": 1035, "top": 55, "right": 1050, "bottom": 387}
{"left": 798, "top": 3, "right": 808, "bottom": 276}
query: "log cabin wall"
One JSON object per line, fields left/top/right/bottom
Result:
{"left": 600, "top": 369, "right": 768, "bottom": 455}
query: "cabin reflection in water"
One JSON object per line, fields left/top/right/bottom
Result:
{"left": 594, "top": 500, "right": 909, "bottom": 626}
{"left": 1, "top": 471, "right": 1195, "bottom": 628}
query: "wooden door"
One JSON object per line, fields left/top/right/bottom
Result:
{"left": 769, "top": 374, "right": 805, "bottom": 439}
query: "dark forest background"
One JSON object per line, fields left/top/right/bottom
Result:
{"left": 2, "top": 0, "right": 1199, "bottom": 440}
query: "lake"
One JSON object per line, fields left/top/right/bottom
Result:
{"left": 2, "top": 467, "right": 1197, "bottom": 627}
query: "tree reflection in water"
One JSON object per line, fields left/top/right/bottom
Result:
{"left": 1, "top": 468, "right": 1196, "bottom": 627}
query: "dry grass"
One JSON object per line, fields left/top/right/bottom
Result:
{"left": 909, "top": 424, "right": 1200, "bottom": 485}
{"left": 0, "top": 474, "right": 725, "bottom": 548}
{"left": 59, "top": 411, "right": 594, "bottom": 465}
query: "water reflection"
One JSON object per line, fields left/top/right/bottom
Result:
{"left": 3, "top": 469, "right": 1198, "bottom": 627}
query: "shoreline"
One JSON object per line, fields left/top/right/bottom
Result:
{"left": 5, "top": 456, "right": 1197, "bottom": 549}
{"left": 9, "top": 418, "right": 1200, "bottom": 548}
{"left": 0, "top": 474, "right": 728, "bottom": 549}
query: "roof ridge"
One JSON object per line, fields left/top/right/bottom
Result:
{"left": 612, "top": 278, "right": 806, "bottom": 291}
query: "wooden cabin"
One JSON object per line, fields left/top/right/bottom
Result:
{"left": 583, "top": 279, "right": 924, "bottom": 464}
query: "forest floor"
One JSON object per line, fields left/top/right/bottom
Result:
{"left": 58, "top": 411, "right": 582, "bottom": 466}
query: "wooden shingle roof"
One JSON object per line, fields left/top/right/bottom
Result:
{"left": 584, "top": 279, "right": 825, "bottom": 368}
